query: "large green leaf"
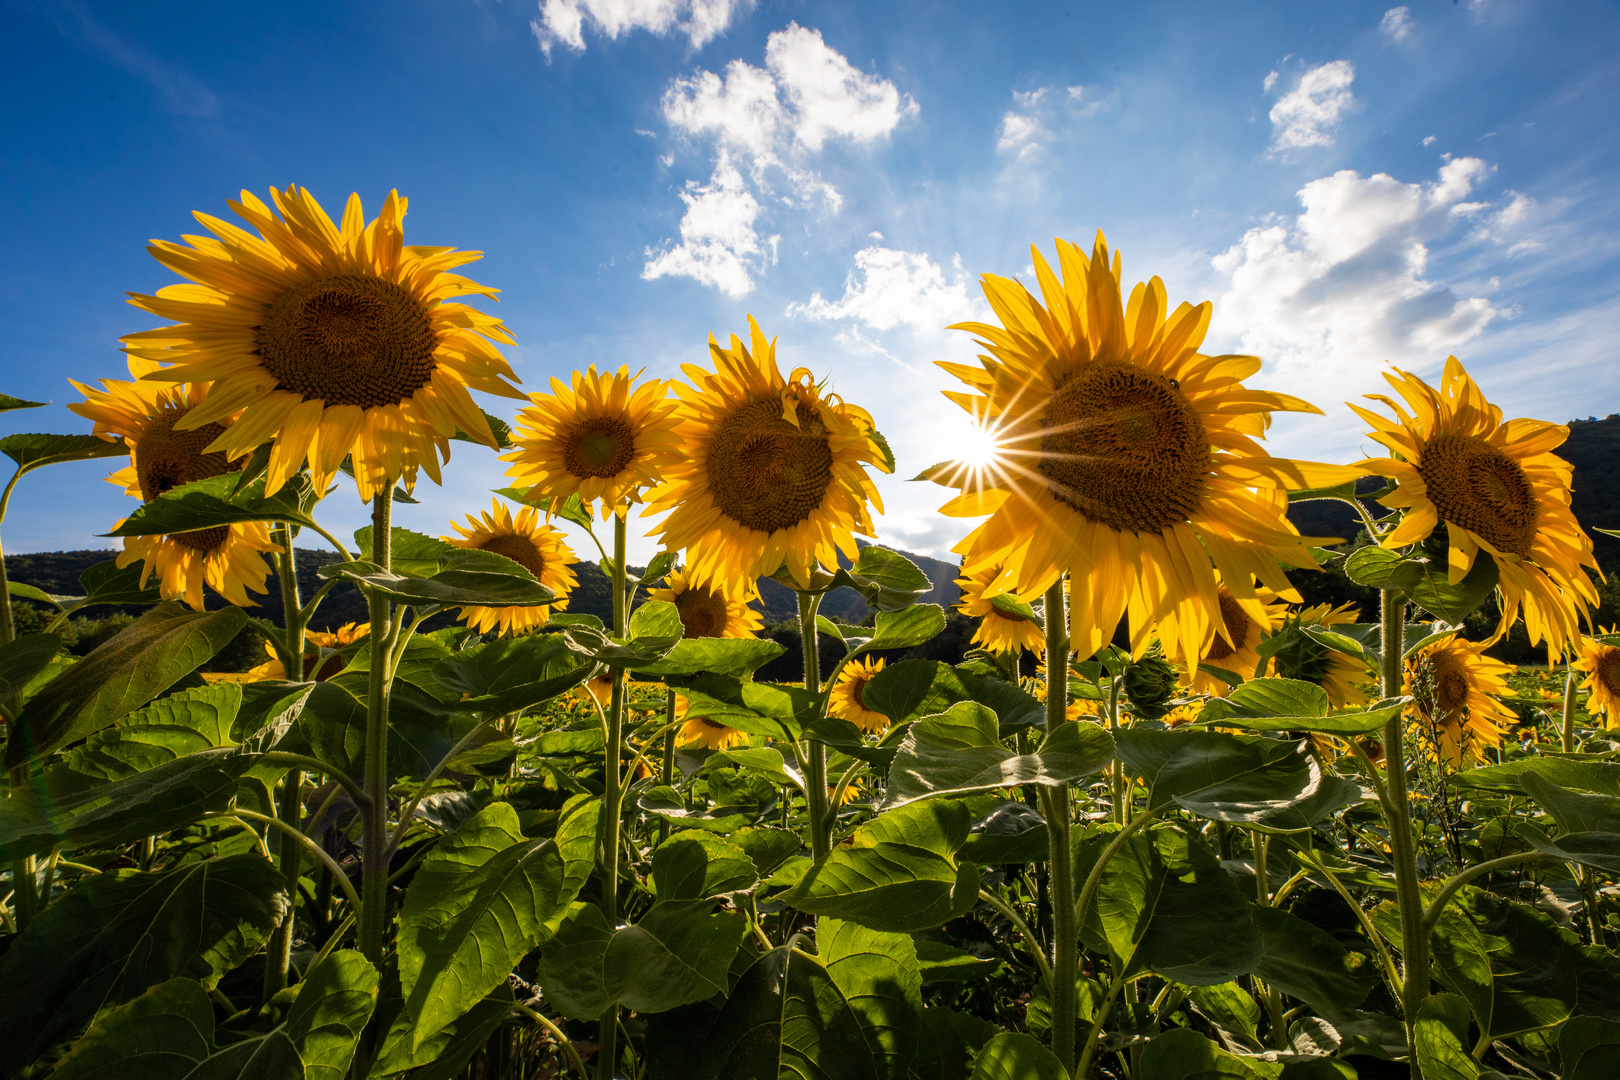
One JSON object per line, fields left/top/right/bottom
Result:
{"left": 1113, "top": 728, "right": 1363, "bottom": 831}
{"left": 862, "top": 659, "right": 1043, "bottom": 731}
{"left": 320, "top": 548, "right": 556, "bottom": 608}
{"left": 1449, "top": 757, "right": 1620, "bottom": 797}
{"left": 783, "top": 799, "right": 979, "bottom": 932}
{"left": 1424, "top": 884, "right": 1620, "bottom": 1040}
{"left": 0, "top": 393, "right": 46, "bottom": 412}
{"left": 353, "top": 525, "right": 454, "bottom": 576}
{"left": 109, "top": 471, "right": 322, "bottom": 535}
{"left": 1249, "top": 904, "right": 1373, "bottom": 1013}
{"left": 1343, "top": 547, "right": 1498, "bottom": 622}
{"left": 651, "top": 829, "right": 760, "bottom": 900}
{"left": 845, "top": 604, "right": 947, "bottom": 660}
{"left": 54, "top": 682, "right": 242, "bottom": 784}
{"left": 535, "top": 898, "right": 749, "bottom": 1020}
{"left": 1095, "top": 827, "right": 1261, "bottom": 985}
{"left": 1561, "top": 1016, "right": 1620, "bottom": 1080}
{"left": 71, "top": 557, "right": 165, "bottom": 612}
{"left": 639, "top": 636, "right": 787, "bottom": 677}
{"left": 668, "top": 672, "right": 820, "bottom": 741}
{"left": 1136, "top": 1028, "right": 1275, "bottom": 1079}
{"left": 0, "top": 632, "right": 62, "bottom": 697}
{"left": 1520, "top": 772, "right": 1620, "bottom": 834}
{"left": 883, "top": 702, "right": 1114, "bottom": 806}
{"left": 0, "top": 854, "right": 288, "bottom": 1071}
{"left": 811, "top": 546, "right": 933, "bottom": 613}
{"left": 295, "top": 681, "right": 368, "bottom": 779}
{"left": 286, "top": 949, "right": 379, "bottom": 1080}
{"left": 398, "top": 797, "right": 599, "bottom": 1046}
{"left": 0, "top": 432, "right": 130, "bottom": 471}
{"left": 968, "top": 1032, "right": 1067, "bottom": 1080}
{"left": 0, "top": 747, "right": 249, "bottom": 860}
{"left": 428, "top": 633, "right": 591, "bottom": 714}
{"left": 367, "top": 977, "right": 514, "bottom": 1080}
{"left": 820, "top": 918, "right": 923, "bottom": 1079}
{"left": 1521, "top": 829, "right": 1620, "bottom": 875}
{"left": 6, "top": 601, "right": 247, "bottom": 767}
{"left": 1414, "top": 993, "right": 1480, "bottom": 1080}
{"left": 557, "top": 599, "right": 684, "bottom": 668}
{"left": 1200, "top": 677, "right": 1406, "bottom": 735}
{"left": 908, "top": 1006, "right": 1002, "bottom": 1080}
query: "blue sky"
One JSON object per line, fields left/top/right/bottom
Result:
{"left": 3, "top": 0, "right": 1617, "bottom": 568}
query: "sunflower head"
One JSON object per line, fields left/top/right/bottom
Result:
{"left": 70, "top": 358, "right": 275, "bottom": 610}
{"left": 644, "top": 316, "right": 891, "bottom": 597}
{"left": 503, "top": 365, "right": 682, "bottom": 518}
{"left": 123, "top": 185, "right": 523, "bottom": 502}
{"left": 1353, "top": 357, "right": 1598, "bottom": 657}
{"left": 933, "top": 233, "right": 1355, "bottom": 666}
{"left": 673, "top": 697, "right": 749, "bottom": 750}
{"left": 1266, "top": 602, "right": 1374, "bottom": 709}
{"left": 246, "top": 622, "right": 369, "bottom": 682}
{"left": 647, "top": 567, "right": 763, "bottom": 640}
{"left": 956, "top": 562, "right": 1046, "bottom": 655}
{"left": 444, "top": 499, "right": 578, "bottom": 636}
{"left": 1576, "top": 632, "right": 1620, "bottom": 728}
{"left": 829, "top": 656, "right": 890, "bottom": 734}
{"left": 1161, "top": 576, "right": 1290, "bottom": 696}
{"left": 1404, "top": 634, "right": 1517, "bottom": 765}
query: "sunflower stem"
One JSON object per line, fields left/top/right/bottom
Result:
{"left": 1561, "top": 660, "right": 1577, "bottom": 753}
{"left": 798, "top": 589, "right": 831, "bottom": 862}
{"left": 264, "top": 526, "right": 306, "bottom": 1002}
{"left": 358, "top": 494, "right": 394, "bottom": 968}
{"left": 1379, "top": 588, "right": 1427, "bottom": 1073}
{"left": 0, "top": 468, "right": 24, "bottom": 647}
{"left": 659, "top": 689, "right": 677, "bottom": 845}
{"left": 597, "top": 513, "right": 629, "bottom": 1080}
{"left": 1039, "top": 579, "right": 1079, "bottom": 1076}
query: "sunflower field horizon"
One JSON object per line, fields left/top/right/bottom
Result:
{"left": 0, "top": 178, "right": 1615, "bottom": 1080}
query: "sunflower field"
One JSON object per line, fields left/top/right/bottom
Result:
{"left": 1, "top": 185, "right": 1619, "bottom": 1080}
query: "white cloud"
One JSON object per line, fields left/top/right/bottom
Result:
{"left": 1211, "top": 158, "right": 1504, "bottom": 424}
{"left": 642, "top": 153, "right": 774, "bottom": 297}
{"left": 647, "top": 23, "right": 915, "bottom": 294}
{"left": 994, "top": 84, "right": 1107, "bottom": 163}
{"left": 786, "top": 246, "right": 977, "bottom": 333}
{"left": 1263, "top": 70, "right": 1280, "bottom": 93}
{"left": 1423, "top": 135, "right": 1437, "bottom": 146}
{"left": 1380, "top": 7, "right": 1415, "bottom": 42}
{"left": 1268, "top": 60, "right": 1355, "bottom": 151}
{"left": 531, "top": 0, "right": 752, "bottom": 57}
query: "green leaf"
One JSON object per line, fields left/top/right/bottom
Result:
{"left": 108, "top": 471, "right": 321, "bottom": 536}
{"left": 1249, "top": 904, "right": 1372, "bottom": 1013}
{"left": 715, "top": 746, "right": 807, "bottom": 792}
{"left": 1521, "top": 828, "right": 1620, "bottom": 874}
{"left": 286, "top": 949, "right": 380, "bottom": 1080}
{"left": 813, "top": 547, "right": 933, "bottom": 613}
{"left": 556, "top": 602, "right": 685, "bottom": 668}
{"left": 296, "top": 682, "right": 368, "bottom": 779}
{"left": 1414, "top": 993, "right": 1481, "bottom": 1080}
{"left": 630, "top": 598, "right": 685, "bottom": 647}
{"left": 0, "top": 432, "right": 129, "bottom": 471}
{"left": 0, "top": 854, "right": 288, "bottom": 1072}
{"left": 639, "top": 549, "right": 678, "bottom": 585}
{"left": 1114, "top": 728, "right": 1364, "bottom": 831}
{"left": 398, "top": 798, "right": 599, "bottom": 1046}
{"left": 0, "top": 632, "right": 61, "bottom": 697}
{"left": 848, "top": 604, "right": 947, "bottom": 659}
{"left": 638, "top": 785, "right": 757, "bottom": 834}
{"left": 6, "top": 601, "right": 247, "bottom": 767}
{"left": 535, "top": 899, "right": 749, "bottom": 1020}
{"left": 1226, "top": 678, "right": 1330, "bottom": 717}
{"left": 0, "top": 393, "right": 47, "bottom": 412}
{"left": 321, "top": 549, "right": 556, "bottom": 608}
{"left": 916, "top": 940, "right": 1004, "bottom": 983}
{"left": 1519, "top": 772, "right": 1620, "bottom": 834}
{"left": 0, "top": 747, "right": 250, "bottom": 860}
{"left": 353, "top": 526, "right": 454, "bottom": 576}
{"left": 1344, "top": 547, "right": 1424, "bottom": 590}
{"left": 968, "top": 1031, "right": 1067, "bottom": 1080}
{"left": 958, "top": 801, "right": 1049, "bottom": 865}
{"left": 1450, "top": 758, "right": 1620, "bottom": 797}
{"left": 1096, "top": 827, "right": 1261, "bottom": 985}
{"left": 1136, "top": 1028, "right": 1273, "bottom": 1080}
{"left": 730, "top": 826, "right": 802, "bottom": 876}
{"left": 783, "top": 800, "right": 980, "bottom": 932}
{"left": 1189, "top": 982, "right": 1261, "bottom": 1041}
{"left": 369, "top": 978, "right": 514, "bottom": 1080}
{"left": 1342, "top": 547, "right": 1499, "bottom": 622}
{"left": 668, "top": 672, "right": 820, "bottom": 741}
{"left": 54, "top": 682, "right": 242, "bottom": 784}
{"left": 1561, "top": 1016, "right": 1620, "bottom": 1080}
{"left": 6, "top": 579, "right": 72, "bottom": 608}
{"left": 73, "top": 557, "right": 164, "bottom": 611}
{"left": 50, "top": 978, "right": 217, "bottom": 1080}
{"left": 428, "top": 632, "right": 591, "bottom": 714}
{"left": 1199, "top": 677, "right": 1406, "bottom": 735}
{"left": 638, "top": 636, "right": 787, "bottom": 677}
{"left": 884, "top": 702, "right": 1114, "bottom": 806}
{"left": 819, "top": 918, "right": 923, "bottom": 1078}
{"left": 652, "top": 829, "right": 760, "bottom": 900}
{"left": 909, "top": 1006, "right": 1002, "bottom": 1080}
{"left": 862, "top": 659, "right": 1043, "bottom": 731}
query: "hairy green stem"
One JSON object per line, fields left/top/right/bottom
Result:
{"left": 659, "top": 689, "right": 676, "bottom": 844}
{"left": 978, "top": 888, "right": 1053, "bottom": 984}
{"left": 1561, "top": 662, "right": 1578, "bottom": 754}
{"left": 1299, "top": 849, "right": 1404, "bottom": 1008}
{"left": 799, "top": 589, "right": 830, "bottom": 861}
{"left": 228, "top": 809, "right": 363, "bottom": 915}
{"left": 1421, "top": 850, "right": 1553, "bottom": 936}
{"left": 264, "top": 528, "right": 306, "bottom": 1000}
{"left": 1075, "top": 959, "right": 1130, "bottom": 1079}
{"left": 515, "top": 1003, "right": 589, "bottom": 1078}
{"left": 358, "top": 495, "right": 394, "bottom": 966}
{"left": 0, "top": 468, "right": 24, "bottom": 647}
{"left": 1378, "top": 589, "right": 1426, "bottom": 1074}
{"left": 1040, "top": 580, "right": 1078, "bottom": 1075}
{"left": 598, "top": 513, "right": 629, "bottom": 1080}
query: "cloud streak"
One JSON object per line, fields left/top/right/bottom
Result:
{"left": 1268, "top": 60, "right": 1355, "bottom": 151}
{"left": 532, "top": 0, "right": 753, "bottom": 57}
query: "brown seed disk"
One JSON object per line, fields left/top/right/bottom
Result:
{"left": 1416, "top": 433, "right": 1538, "bottom": 558}
{"left": 1036, "top": 361, "right": 1210, "bottom": 534}
{"left": 706, "top": 398, "right": 834, "bottom": 534}
{"left": 674, "top": 586, "right": 730, "bottom": 639}
{"left": 257, "top": 275, "right": 439, "bottom": 410}
{"left": 479, "top": 533, "right": 547, "bottom": 580}
{"left": 563, "top": 415, "right": 637, "bottom": 479}
{"left": 134, "top": 408, "right": 240, "bottom": 555}
{"left": 1433, "top": 659, "right": 1472, "bottom": 718}
{"left": 1597, "top": 652, "right": 1620, "bottom": 700}
{"left": 1204, "top": 590, "right": 1251, "bottom": 663}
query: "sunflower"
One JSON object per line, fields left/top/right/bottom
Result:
{"left": 122, "top": 185, "right": 523, "bottom": 502}
{"left": 673, "top": 697, "right": 749, "bottom": 750}
{"left": 1159, "top": 576, "right": 1290, "bottom": 696}
{"left": 1575, "top": 632, "right": 1620, "bottom": 728}
{"left": 503, "top": 365, "right": 682, "bottom": 518}
{"left": 957, "top": 562, "right": 1046, "bottom": 655}
{"left": 829, "top": 657, "right": 889, "bottom": 734}
{"left": 931, "top": 234, "right": 1355, "bottom": 666}
{"left": 69, "top": 357, "right": 277, "bottom": 610}
{"left": 444, "top": 500, "right": 578, "bottom": 635}
{"left": 644, "top": 316, "right": 891, "bottom": 597}
{"left": 1066, "top": 697, "right": 1101, "bottom": 723}
{"left": 579, "top": 674, "right": 614, "bottom": 710}
{"left": 647, "top": 567, "right": 763, "bottom": 639}
{"left": 1270, "top": 601, "right": 1374, "bottom": 709}
{"left": 1352, "top": 357, "right": 1598, "bottom": 657}
{"left": 247, "top": 622, "right": 370, "bottom": 681}
{"left": 1404, "top": 634, "right": 1517, "bottom": 765}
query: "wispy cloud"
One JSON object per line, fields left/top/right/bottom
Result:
{"left": 995, "top": 84, "right": 1107, "bottom": 163}
{"left": 645, "top": 23, "right": 917, "bottom": 295}
{"left": 531, "top": 0, "right": 753, "bottom": 58}
{"left": 1267, "top": 60, "right": 1355, "bottom": 151}
{"left": 61, "top": 1, "right": 216, "bottom": 117}
{"left": 1380, "top": 7, "right": 1415, "bottom": 43}
{"left": 787, "top": 246, "right": 976, "bottom": 333}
